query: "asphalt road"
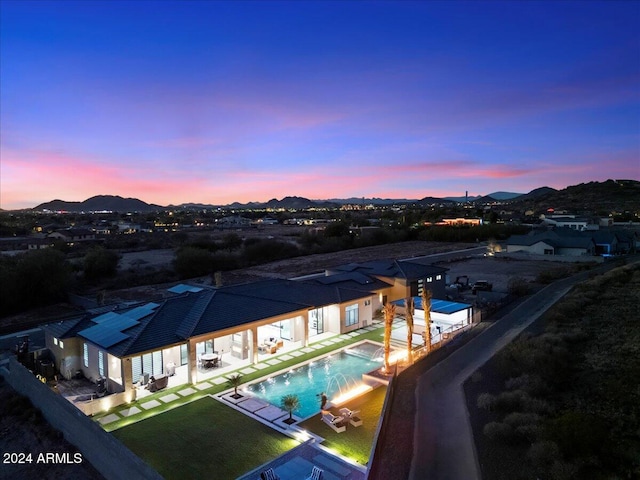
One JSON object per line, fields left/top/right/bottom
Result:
{"left": 409, "top": 260, "right": 630, "bottom": 480}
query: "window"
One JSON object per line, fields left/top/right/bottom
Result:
{"left": 345, "top": 304, "right": 359, "bottom": 327}
{"left": 427, "top": 277, "right": 433, "bottom": 283}
{"left": 59, "top": 340, "right": 64, "bottom": 349}
{"left": 83, "top": 343, "right": 88, "bottom": 367}
{"left": 364, "top": 299, "right": 371, "bottom": 306}
{"left": 98, "top": 351, "right": 104, "bottom": 377}
{"left": 180, "top": 344, "right": 188, "bottom": 366}
{"left": 53, "top": 338, "right": 58, "bottom": 346}
{"left": 131, "top": 351, "right": 165, "bottom": 383}
{"left": 436, "top": 274, "right": 442, "bottom": 280}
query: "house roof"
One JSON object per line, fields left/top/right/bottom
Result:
{"left": 507, "top": 230, "right": 595, "bottom": 249}
{"left": 330, "top": 259, "right": 448, "bottom": 281}
{"left": 303, "top": 272, "right": 393, "bottom": 292}
{"left": 52, "top": 278, "right": 375, "bottom": 357}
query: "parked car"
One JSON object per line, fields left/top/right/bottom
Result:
{"left": 472, "top": 280, "right": 493, "bottom": 294}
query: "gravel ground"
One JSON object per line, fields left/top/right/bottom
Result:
{"left": 0, "top": 378, "right": 105, "bottom": 480}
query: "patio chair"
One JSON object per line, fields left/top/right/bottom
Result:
{"left": 259, "top": 467, "right": 280, "bottom": 480}
{"left": 305, "top": 466, "right": 324, "bottom": 480}
{"left": 339, "top": 407, "right": 363, "bottom": 427}
{"left": 321, "top": 412, "right": 347, "bottom": 433}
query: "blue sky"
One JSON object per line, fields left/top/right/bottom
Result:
{"left": 1, "top": 0, "right": 638, "bottom": 209}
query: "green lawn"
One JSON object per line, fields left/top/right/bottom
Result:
{"left": 105, "top": 328, "right": 388, "bottom": 478}
{"left": 299, "top": 386, "right": 387, "bottom": 465}
{"left": 112, "top": 396, "right": 298, "bottom": 480}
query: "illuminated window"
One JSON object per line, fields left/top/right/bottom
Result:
{"left": 427, "top": 277, "right": 433, "bottom": 283}
{"left": 59, "top": 340, "right": 64, "bottom": 349}
{"left": 83, "top": 343, "right": 88, "bottom": 367}
{"left": 345, "top": 304, "right": 359, "bottom": 327}
{"left": 436, "top": 274, "right": 442, "bottom": 280}
{"left": 53, "top": 338, "right": 58, "bottom": 346}
{"left": 98, "top": 351, "right": 104, "bottom": 376}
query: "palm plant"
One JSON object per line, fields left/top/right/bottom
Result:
{"left": 226, "top": 373, "right": 243, "bottom": 398}
{"left": 405, "top": 297, "right": 414, "bottom": 364}
{"left": 281, "top": 394, "right": 300, "bottom": 423}
{"left": 383, "top": 302, "right": 396, "bottom": 372}
{"left": 421, "top": 288, "right": 433, "bottom": 354}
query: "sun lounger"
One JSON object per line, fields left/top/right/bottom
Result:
{"left": 305, "top": 466, "right": 324, "bottom": 480}
{"left": 339, "top": 407, "right": 363, "bottom": 427}
{"left": 259, "top": 467, "right": 280, "bottom": 480}
{"left": 321, "top": 412, "right": 347, "bottom": 433}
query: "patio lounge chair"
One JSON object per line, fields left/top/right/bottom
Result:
{"left": 305, "top": 466, "right": 324, "bottom": 480}
{"left": 339, "top": 407, "right": 363, "bottom": 427}
{"left": 321, "top": 412, "right": 347, "bottom": 433}
{"left": 259, "top": 467, "right": 280, "bottom": 480}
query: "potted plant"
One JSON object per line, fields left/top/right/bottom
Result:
{"left": 281, "top": 394, "right": 300, "bottom": 425}
{"left": 226, "top": 373, "right": 243, "bottom": 399}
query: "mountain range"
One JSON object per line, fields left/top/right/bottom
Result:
{"left": 28, "top": 180, "right": 639, "bottom": 213}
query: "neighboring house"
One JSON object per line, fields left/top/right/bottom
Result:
{"left": 28, "top": 238, "right": 55, "bottom": 250}
{"left": 218, "top": 215, "right": 252, "bottom": 226}
{"left": 326, "top": 259, "right": 449, "bottom": 308}
{"left": 48, "top": 228, "right": 96, "bottom": 244}
{"left": 42, "top": 258, "right": 450, "bottom": 412}
{"left": 441, "top": 218, "right": 483, "bottom": 226}
{"left": 592, "top": 230, "right": 638, "bottom": 255}
{"left": 541, "top": 216, "right": 590, "bottom": 231}
{"left": 506, "top": 229, "right": 595, "bottom": 256}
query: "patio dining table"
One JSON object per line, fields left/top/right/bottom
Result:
{"left": 201, "top": 352, "right": 220, "bottom": 368}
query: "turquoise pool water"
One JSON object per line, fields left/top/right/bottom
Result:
{"left": 245, "top": 342, "right": 383, "bottom": 418}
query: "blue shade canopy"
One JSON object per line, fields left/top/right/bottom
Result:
{"left": 394, "top": 297, "right": 471, "bottom": 314}
{"left": 168, "top": 284, "right": 204, "bottom": 294}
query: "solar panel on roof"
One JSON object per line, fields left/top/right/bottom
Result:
{"left": 80, "top": 328, "right": 129, "bottom": 348}
{"left": 92, "top": 311, "right": 120, "bottom": 324}
{"left": 122, "top": 306, "right": 155, "bottom": 321}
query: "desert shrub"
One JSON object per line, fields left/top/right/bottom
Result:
{"left": 505, "top": 374, "right": 549, "bottom": 396}
{"left": 504, "top": 412, "right": 541, "bottom": 428}
{"left": 242, "top": 238, "right": 300, "bottom": 264}
{"left": 515, "top": 423, "right": 542, "bottom": 442}
{"left": 550, "top": 460, "right": 579, "bottom": 480}
{"left": 536, "top": 267, "right": 571, "bottom": 284}
{"left": 483, "top": 421, "right": 514, "bottom": 442}
{"left": 527, "top": 440, "right": 560, "bottom": 467}
{"left": 495, "top": 389, "right": 529, "bottom": 412}
{"left": 210, "top": 252, "right": 240, "bottom": 271}
{"left": 477, "top": 392, "right": 496, "bottom": 411}
{"left": 507, "top": 276, "right": 531, "bottom": 296}
{"left": 545, "top": 411, "right": 608, "bottom": 459}
{"left": 174, "top": 246, "right": 213, "bottom": 278}
{"left": 522, "top": 397, "right": 553, "bottom": 415}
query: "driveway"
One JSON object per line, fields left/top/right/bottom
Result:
{"left": 409, "top": 260, "right": 630, "bottom": 480}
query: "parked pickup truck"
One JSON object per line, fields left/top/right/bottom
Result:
{"left": 471, "top": 280, "right": 493, "bottom": 294}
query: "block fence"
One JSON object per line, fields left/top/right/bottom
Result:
{"left": 0, "top": 356, "right": 163, "bottom": 480}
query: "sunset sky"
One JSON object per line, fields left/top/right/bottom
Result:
{"left": 1, "top": 1, "right": 639, "bottom": 210}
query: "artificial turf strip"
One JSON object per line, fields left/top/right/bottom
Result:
{"left": 112, "top": 396, "right": 297, "bottom": 480}
{"left": 298, "top": 385, "right": 387, "bottom": 465}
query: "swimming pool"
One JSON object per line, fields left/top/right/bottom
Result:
{"left": 244, "top": 341, "right": 384, "bottom": 418}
